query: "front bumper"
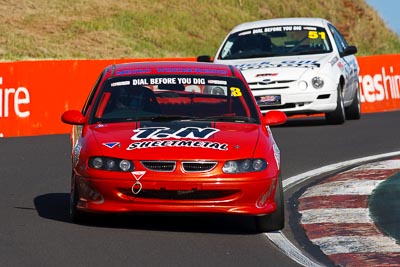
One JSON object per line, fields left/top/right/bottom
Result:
{"left": 253, "top": 88, "right": 338, "bottom": 115}
{"left": 73, "top": 174, "right": 279, "bottom": 216}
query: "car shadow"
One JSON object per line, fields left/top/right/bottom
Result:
{"left": 34, "top": 193, "right": 259, "bottom": 235}
{"left": 34, "top": 193, "right": 71, "bottom": 222}
{"left": 275, "top": 116, "right": 329, "bottom": 127}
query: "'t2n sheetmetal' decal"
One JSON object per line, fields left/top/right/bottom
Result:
{"left": 127, "top": 126, "right": 228, "bottom": 151}
{"left": 131, "top": 126, "right": 219, "bottom": 140}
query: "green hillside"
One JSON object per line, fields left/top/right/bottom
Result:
{"left": 1, "top": 0, "right": 399, "bottom": 61}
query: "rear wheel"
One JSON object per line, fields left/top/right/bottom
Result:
{"left": 254, "top": 175, "right": 285, "bottom": 232}
{"left": 325, "top": 84, "right": 345, "bottom": 124}
{"left": 345, "top": 86, "right": 361, "bottom": 120}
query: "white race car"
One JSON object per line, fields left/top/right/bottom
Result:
{"left": 199, "top": 18, "right": 361, "bottom": 124}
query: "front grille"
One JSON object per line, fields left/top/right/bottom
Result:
{"left": 119, "top": 188, "right": 239, "bottom": 200}
{"left": 182, "top": 161, "right": 217, "bottom": 172}
{"left": 260, "top": 103, "right": 296, "bottom": 111}
{"left": 248, "top": 80, "right": 295, "bottom": 90}
{"left": 141, "top": 161, "right": 176, "bottom": 172}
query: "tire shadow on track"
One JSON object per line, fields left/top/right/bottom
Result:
{"left": 33, "top": 193, "right": 260, "bottom": 235}
{"left": 33, "top": 193, "right": 70, "bottom": 222}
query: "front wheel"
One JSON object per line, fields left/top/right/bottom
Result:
{"left": 70, "top": 179, "right": 90, "bottom": 223}
{"left": 345, "top": 86, "right": 361, "bottom": 120}
{"left": 254, "top": 175, "right": 285, "bottom": 232}
{"left": 325, "top": 84, "right": 345, "bottom": 124}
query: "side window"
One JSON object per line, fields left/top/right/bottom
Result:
{"left": 81, "top": 72, "right": 104, "bottom": 115}
{"left": 328, "top": 24, "right": 348, "bottom": 57}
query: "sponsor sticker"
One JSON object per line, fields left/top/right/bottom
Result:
{"left": 103, "top": 142, "right": 121, "bottom": 148}
{"left": 256, "top": 95, "right": 281, "bottom": 106}
{"left": 127, "top": 126, "right": 228, "bottom": 151}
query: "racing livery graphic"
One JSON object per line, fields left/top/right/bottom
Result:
{"left": 127, "top": 126, "right": 227, "bottom": 150}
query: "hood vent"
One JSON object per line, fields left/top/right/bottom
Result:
{"left": 247, "top": 80, "right": 295, "bottom": 90}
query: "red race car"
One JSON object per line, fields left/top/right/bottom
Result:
{"left": 62, "top": 61, "right": 287, "bottom": 232}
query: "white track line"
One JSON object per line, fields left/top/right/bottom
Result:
{"left": 265, "top": 151, "right": 400, "bottom": 267}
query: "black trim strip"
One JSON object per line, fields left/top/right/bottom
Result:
{"left": 111, "top": 64, "right": 116, "bottom": 78}
{"left": 228, "top": 65, "right": 237, "bottom": 77}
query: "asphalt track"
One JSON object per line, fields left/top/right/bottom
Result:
{"left": 1, "top": 111, "right": 400, "bottom": 267}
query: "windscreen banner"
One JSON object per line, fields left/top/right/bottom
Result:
{"left": 0, "top": 55, "right": 399, "bottom": 137}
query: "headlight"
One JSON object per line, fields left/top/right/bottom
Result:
{"left": 119, "top": 160, "right": 132, "bottom": 172}
{"left": 106, "top": 159, "right": 116, "bottom": 169}
{"left": 223, "top": 161, "right": 238, "bottom": 173}
{"left": 312, "top": 76, "right": 324, "bottom": 89}
{"left": 252, "top": 159, "right": 267, "bottom": 171}
{"left": 223, "top": 159, "right": 267, "bottom": 173}
{"left": 89, "top": 157, "right": 134, "bottom": 172}
{"left": 92, "top": 157, "right": 104, "bottom": 169}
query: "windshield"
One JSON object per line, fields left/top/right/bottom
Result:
{"left": 90, "top": 75, "right": 260, "bottom": 124}
{"left": 218, "top": 25, "right": 333, "bottom": 60}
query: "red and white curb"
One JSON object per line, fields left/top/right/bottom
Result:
{"left": 265, "top": 152, "right": 400, "bottom": 267}
{"left": 299, "top": 158, "right": 400, "bottom": 266}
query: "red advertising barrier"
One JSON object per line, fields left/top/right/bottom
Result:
{"left": 0, "top": 55, "right": 399, "bottom": 138}
{"left": 358, "top": 55, "right": 400, "bottom": 113}
{"left": 0, "top": 58, "right": 195, "bottom": 138}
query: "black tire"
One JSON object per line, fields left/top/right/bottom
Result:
{"left": 345, "top": 86, "right": 361, "bottom": 120}
{"left": 325, "top": 84, "right": 345, "bottom": 124}
{"left": 70, "top": 180, "right": 89, "bottom": 223}
{"left": 254, "top": 175, "right": 285, "bottom": 232}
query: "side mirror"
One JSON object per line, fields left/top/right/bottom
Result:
{"left": 61, "top": 110, "right": 85, "bottom": 125}
{"left": 343, "top": 45, "right": 357, "bottom": 56}
{"left": 262, "top": 110, "right": 287, "bottom": 126}
{"left": 197, "top": 55, "right": 212, "bottom": 62}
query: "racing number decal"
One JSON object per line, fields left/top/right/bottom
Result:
{"left": 308, "top": 31, "right": 326, "bottom": 39}
{"left": 230, "top": 87, "right": 242, "bottom": 97}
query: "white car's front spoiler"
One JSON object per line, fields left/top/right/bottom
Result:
{"left": 252, "top": 88, "right": 338, "bottom": 115}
